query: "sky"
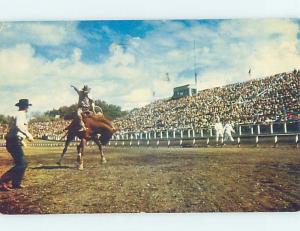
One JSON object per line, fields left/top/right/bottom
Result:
{"left": 0, "top": 18, "right": 299, "bottom": 115}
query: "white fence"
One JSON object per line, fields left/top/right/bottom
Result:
{"left": 108, "top": 121, "right": 300, "bottom": 148}
{"left": 112, "top": 121, "right": 300, "bottom": 141}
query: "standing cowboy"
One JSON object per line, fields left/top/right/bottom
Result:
{"left": 71, "top": 85, "right": 96, "bottom": 131}
{"left": 0, "top": 99, "right": 34, "bottom": 191}
{"left": 214, "top": 116, "right": 224, "bottom": 146}
{"left": 223, "top": 120, "right": 235, "bottom": 144}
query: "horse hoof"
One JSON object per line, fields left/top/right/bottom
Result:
{"left": 57, "top": 161, "right": 62, "bottom": 166}
{"left": 101, "top": 159, "right": 107, "bottom": 164}
{"left": 78, "top": 165, "right": 84, "bottom": 170}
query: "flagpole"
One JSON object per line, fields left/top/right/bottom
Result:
{"left": 194, "top": 40, "right": 197, "bottom": 88}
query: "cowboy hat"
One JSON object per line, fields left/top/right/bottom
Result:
{"left": 15, "top": 99, "right": 32, "bottom": 108}
{"left": 81, "top": 85, "right": 91, "bottom": 93}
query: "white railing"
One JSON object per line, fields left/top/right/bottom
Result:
{"left": 111, "top": 121, "right": 300, "bottom": 141}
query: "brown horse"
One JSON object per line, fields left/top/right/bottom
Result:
{"left": 57, "top": 112, "right": 117, "bottom": 170}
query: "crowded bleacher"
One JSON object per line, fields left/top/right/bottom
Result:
{"left": 114, "top": 70, "right": 300, "bottom": 132}
{"left": 1, "top": 70, "right": 299, "bottom": 138}
{"left": 29, "top": 120, "right": 70, "bottom": 140}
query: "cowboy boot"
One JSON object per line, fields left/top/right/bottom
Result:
{"left": 0, "top": 182, "right": 12, "bottom": 191}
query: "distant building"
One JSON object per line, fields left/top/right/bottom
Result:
{"left": 172, "top": 84, "right": 197, "bottom": 99}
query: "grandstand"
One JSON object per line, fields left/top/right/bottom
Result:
{"left": 109, "top": 70, "right": 299, "bottom": 148}
{"left": 114, "top": 70, "right": 300, "bottom": 132}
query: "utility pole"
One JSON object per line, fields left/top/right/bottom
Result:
{"left": 193, "top": 40, "right": 198, "bottom": 88}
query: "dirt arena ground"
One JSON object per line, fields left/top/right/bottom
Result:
{"left": 0, "top": 145, "right": 299, "bottom": 214}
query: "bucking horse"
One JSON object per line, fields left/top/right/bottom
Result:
{"left": 57, "top": 111, "right": 117, "bottom": 170}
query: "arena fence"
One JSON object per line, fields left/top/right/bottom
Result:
{"left": 109, "top": 121, "right": 300, "bottom": 148}
{"left": 0, "top": 121, "right": 299, "bottom": 148}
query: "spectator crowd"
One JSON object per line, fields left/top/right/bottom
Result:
{"left": 28, "top": 120, "right": 70, "bottom": 139}
{"left": 114, "top": 70, "right": 300, "bottom": 132}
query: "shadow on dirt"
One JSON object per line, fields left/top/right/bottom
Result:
{"left": 31, "top": 165, "right": 73, "bottom": 170}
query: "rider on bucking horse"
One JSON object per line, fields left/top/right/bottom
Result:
{"left": 57, "top": 85, "right": 117, "bottom": 168}
{"left": 70, "top": 84, "right": 115, "bottom": 135}
{"left": 71, "top": 85, "right": 97, "bottom": 132}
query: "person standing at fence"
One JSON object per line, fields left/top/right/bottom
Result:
{"left": 214, "top": 116, "right": 224, "bottom": 146}
{"left": 0, "top": 99, "right": 34, "bottom": 191}
{"left": 223, "top": 120, "right": 235, "bottom": 144}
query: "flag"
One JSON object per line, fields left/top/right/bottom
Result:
{"left": 248, "top": 68, "right": 251, "bottom": 75}
{"left": 152, "top": 91, "right": 156, "bottom": 97}
{"left": 164, "top": 73, "right": 170, "bottom": 82}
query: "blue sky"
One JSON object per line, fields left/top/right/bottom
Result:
{"left": 32, "top": 20, "right": 154, "bottom": 63}
{"left": 0, "top": 19, "right": 299, "bottom": 115}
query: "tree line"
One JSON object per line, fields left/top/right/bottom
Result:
{"left": 0, "top": 114, "right": 12, "bottom": 125}
{"left": 0, "top": 100, "right": 128, "bottom": 124}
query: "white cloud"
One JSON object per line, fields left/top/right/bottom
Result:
{"left": 71, "top": 48, "right": 82, "bottom": 62}
{"left": 0, "top": 21, "right": 83, "bottom": 46}
{"left": 0, "top": 44, "right": 41, "bottom": 84}
{"left": 123, "top": 88, "right": 152, "bottom": 104}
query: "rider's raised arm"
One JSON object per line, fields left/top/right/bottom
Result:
{"left": 71, "top": 85, "right": 80, "bottom": 95}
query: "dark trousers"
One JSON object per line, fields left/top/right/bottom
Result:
{"left": 0, "top": 137, "right": 28, "bottom": 187}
